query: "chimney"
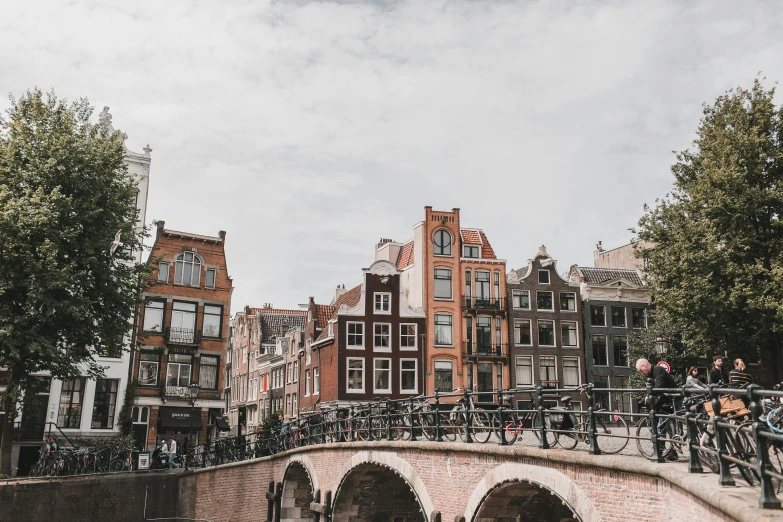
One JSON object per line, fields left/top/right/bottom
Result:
{"left": 155, "top": 220, "right": 165, "bottom": 236}
{"left": 594, "top": 241, "right": 604, "bottom": 261}
{"left": 335, "top": 284, "right": 346, "bottom": 301}
{"left": 219, "top": 230, "right": 226, "bottom": 241}
{"left": 375, "top": 238, "right": 402, "bottom": 263}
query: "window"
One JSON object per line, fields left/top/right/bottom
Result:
{"left": 515, "top": 356, "right": 532, "bottom": 386}
{"left": 202, "top": 305, "right": 222, "bottom": 338}
{"left": 539, "top": 356, "right": 557, "bottom": 383}
{"left": 434, "top": 314, "right": 453, "bottom": 346}
{"left": 561, "top": 321, "right": 578, "bottom": 347}
{"left": 512, "top": 290, "right": 530, "bottom": 309}
{"left": 613, "top": 336, "right": 628, "bottom": 367}
{"left": 611, "top": 306, "right": 626, "bottom": 327}
{"left": 347, "top": 358, "right": 364, "bottom": 392}
{"left": 305, "top": 370, "right": 311, "bottom": 396}
{"left": 294, "top": 361, "right": 299, "bottom": 382}
{"left": 174, "top": 251, "right": 201, "bottom": 286}
{"left": 592, "top": 335, "right": 608, "bottom": 366}
{"left": 465, "top": 270, "right": 472, "bottom": 298}
{"left": 374, "top": 323, "right": 391, "bottom": 351}
{"left": 476, "top": 317, "right": 492, "bottom": 351}
{"left": 347, "top": 322, "right": 364, "bottom": 348}
{"left": 166, "top": 354, "right": 192, "bottom": 387}
{"left": 199, "top": 355, "right": 219, "bottom": 390}
{"left": 536, "top": 291, "right": 553, "bottom": 311}
{"left": 287, "top": 363, "right": 293, "bottom": 384}
{"left": 143, "top": 300, "right": 165, "bottom": 332}
{"left": 494, "top": 272, "right": 500, "bottom": 300}
{"left": 138, "top": 352, "right": 160, "bottom": 385}
{"left": 463, "top": 245, "right": 479, "bottom": 258}
{"left": 171, "top": 301, "right": 197, "bottom": 342}
{"left": 538, "top": 270, "right": 550, "bottom": 284}
{"left": 401, "top": 360, "right": 417, "bottom": 393}
{"left": 560, "top": 292, "right": 576, "bottom": 311}
{"left": 205, "top": 268, "right": 217, "bottom": 289}
{"left": 158, "top": 263, "right": 169, "bottom": 283}
{"left": 433, "top": 230, "right": 452, "bottom": 256}
{"left": 434, "top": 268, "right": 452, "bottom": 299}
{"left": 313, "top": 367, "right": 320, "bottom": 394}
{"left": 89, "top": 379, "right": 118, "bottom": 429}
{"left": 632, "top": 307, "right": 647, "bottom": 328}
{"left": 434, "top": 360, "right": 453, "bottom": 392}
{"left": 514, "top": 320, "right": 532, "bottom": 346}
{"left": 374, "top": 359, "right": 391, "bottom": 392}
{"left": 590, "top": 305, "right": 605, "bottom": 326}
{"left": 497, "top": 363, "right": 503, "bottom": 392}
{"left": 475, "top": 271, "right": 490, "bottom": 301}
{"left": 477, "top": 363, "right": 493, "bottom": 401}
{"left": 400, "top": 324, "right": 417, "bottom": 350}
{"left": 594, "top": 375, "right": 610, "bottom": 410}
{"left": 563, "top": 358, "right": 580, "bottom": 388}
{"left": 495, "top": 316, "right": 502, "bottom": 350}
{"left": 58, "top": 378, "right": 86, "bottom": 428}
{"left": 374, "top": 293, "right": 391, "bottom": 313}
{"left": 538, "top": 320, "right": 555, "bottom": 346}
{"left": 306, "top": 339, "right": 311, "bottom": 364}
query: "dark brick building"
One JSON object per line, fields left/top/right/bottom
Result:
{"left": 507, "top": 246, "right": 586, "bottom": 409}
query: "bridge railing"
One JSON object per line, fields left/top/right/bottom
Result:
{"left": 186, "top": 382, "right": 783, "bottom": 510}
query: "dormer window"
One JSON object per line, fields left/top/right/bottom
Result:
{"left": 463, "top": 245, "right": 480, "bottom": 258}
{"left": 538, "top": 270, "right": 550, "bottom": 284}
{"left": 433, "top": 230, "right": 452, "bottom": 256}
{"left": 174, "top": 251, "right": 202, "bottom": 286}
{"left": 374, "top": 292, "right": 391, "bottom": 314}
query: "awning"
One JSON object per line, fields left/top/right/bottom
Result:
{"left": 215, "top": 416, "right": 230, "bottom": 431}
{"left": 159, "top": 407, "right": 202, "bottom": 430}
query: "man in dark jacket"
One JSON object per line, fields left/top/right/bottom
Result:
{"left": 636, "top": 358, "right": 679, "bottom": 461}
{"left": 708, "top": 356, "right": 729, "bottom": 385}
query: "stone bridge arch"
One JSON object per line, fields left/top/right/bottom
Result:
{"left": 281, "top": 455, "right": 319, "bottom": 522}
{"left": 332, "top": 451, "right": 435, "bottom": 522}
{"left": 464, "top": 462, "right": 600, "bottom": 522}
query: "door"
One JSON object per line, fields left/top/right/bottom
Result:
{"left": 477, "top": 363, "right": 494, "bottom": 403}
{"left": 20, "top": 377, "right": 50, "bottom": 441}
{"left": 476, "top": 317, "right": 492, "bottom": 354}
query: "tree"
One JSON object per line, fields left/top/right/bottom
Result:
{"left": 0, "top": 89, "right": 149, "bottom": 474}
{"left": 636, "top": 78, "right": 783, "bottom": 387}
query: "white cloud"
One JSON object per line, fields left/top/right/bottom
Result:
{"left": 2, "top": 0, "right": 782, "bottom": 310}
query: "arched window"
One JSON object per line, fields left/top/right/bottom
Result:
{"left": 174, "top": 251, "right": 202, "bottom": 286}
{"left": 433, "top": 230, "right": 452, "bottom": 256}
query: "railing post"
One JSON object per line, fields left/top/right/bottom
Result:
{"left": 434, "top": 391, "right": 443, "bottom": 442}
{"left": 748, "top": 384, "right": 780, "bottom": 508}
{"left": 586, "top": 383, "right": 601, "bottom": 455}
{"left": 409, "top": 397, "right": 418, "bottom": 442}
{"left": 710, "top": 384, "right": 735, "bottom": 486}
{"left": 537, "top": 386, "right": 549, "bottom": 449}
{"left": 646, "top": 378, "right": 664, "bottom": 463}
{"left": 348, "top": 406, "right": 355, "bottom": 442}
{"left": 464, "top": 389, "right": 473, "bottom": 444}
{"left": 497, "top": 392, "right": 507, "bottom": 446}
{"left": 386, "top": 400, "right": 393, "bottom": 441}
{"left": 685, "top": 410, "right": 703, "bottom": 474}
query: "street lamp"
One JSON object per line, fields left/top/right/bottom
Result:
{"left": 654, "top": 334, "right": 669, "bottom": 358}
{"left": 187, "top": 383, "right": 200, "bottom": 468}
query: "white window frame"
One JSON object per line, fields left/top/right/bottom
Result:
{"left": 433, "top": 267, "right": 453, "bottom": 300}
{"left": 514, "top": 319, "right": 532, "bottom": 346}
{"left": 515, "top": 356, "right": 533, "bottom": 387}
{"left": 538, "top": 269, "right": 550, "bottom": 284}
{"left": 400, "top": 323, "right": 417, "bottom": 351}
{"left": 205, "top": 268, "right": 217, "bottom": 289}
{"left": 373, "top": 323, "right": 392, "bottom": 352}
{"left": 537, "top": 320, "right": 556, "bottom": 347}
{"left": 313, "top": 367, "right": 320, "bottom": 395}
{"left": 400, "top": 359, "right": 418, "bottom": 394}
{"left": 158, "top": 262, "right": 169, "bottom": 283}
{"left": 539, "top": 355, "right": 558, "bottom": 383}
{"left": 305, "top": 370, "right": 311, "bottom": 396}
{"left": 374, "top": 292, "right": 391, "bottom": 314}
{"left": 346, "top": 321, "right": 364, "bottom": 349}
{"left": 536, "top": 291, "right": 554, "bottom": 311}
{"left": 559, "top": 291, "right": 577, "bottom": 312}
{"left": 562, "top": 357, "right": 581, "bottom": 388}
{"left": 346, "top": 357, "right": 365, "bottom": 393}
{"left": 561, "top": 321, "right": 579, "bottom": 348}
{"left": 373, "top": 358, "right": 392, "bottom": 393}
{"left": 512, "top": 290, "right": 530, "bottom": 310}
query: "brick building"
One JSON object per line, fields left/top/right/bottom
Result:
{"left": 130, "top": 222, "right": 232, "bottom": 450}
{"left": 507, "top": 246, "right": 586, "bottom": 409}
{"left": 300, "top": 260, "right": 426, "bottom": 409}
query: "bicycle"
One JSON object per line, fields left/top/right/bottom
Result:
{"left": 448, "top": 388, "right": 493, "bottom": 443}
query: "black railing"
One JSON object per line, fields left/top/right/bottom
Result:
{"left": 463, "top": 341, "right": 506, "bottom": 357}
{"left": 166, "top": 327, "right": 200, "bottom": 345}
{"left": 463, "top": 296, "right": 506, "bottom": 311}
{"left": 13, "top": 422, "right": 79, "bottom": 448}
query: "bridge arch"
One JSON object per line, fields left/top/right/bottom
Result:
{"left": 281, "top": 457, "right": 317, "bottom": 522}
{"left": 332, "top": 451, "right": 434, "bottom": 522}
{"left": 464, "top": 462, "right": 600, "bottom": 522}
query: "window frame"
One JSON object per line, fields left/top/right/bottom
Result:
{"left": 613, "top": 335, "right": 629, "bottom": 367}
{"left": 433, "top": 360, "right": 454, "bottom": 392}
{"left": 142, "top": 299, "right": 165, "bottom": 333}
{"left": 515, "top": 356, "right": 533, "bottom": 387}
{"left": 166, "top": 354, "right": 193, "bottom": 387}
{"left": 373, "top": 323, "right": 392, "bottom": 352}
{"left": 632, "top": 307, "right": 648, "bottom": 328}
{"left": 538, "top": 270, "right": 550, "bottom": 284}
{"left": 346, "top": 321, "right": 365, "bottom": 349}
{"left": 58, "top": 378, "right": 86, "bottom": 429}
{"left": 373, "top": 292, "right": 392, "bottom": 314}
{"left": 400, "top": 323, "right": 417, "bottom": 351}
{"left": 305, "top": 370, "right": 311, "bottom": 396}
{"left": 511, "top": 290, "right": 530, "bottom": 310}
{"left": 536, "top": 291, "right": 554, "bottom": 311}
{"left": 537, "top": 320, "right": 556, "bottom": 347}
{"left": 562, "top": 357, "right": 581, "bottom": 388}
{"left": 199, "top": 355, "right": 220, "bottom": 390}
{"left": 173, "top": 250, "right": 202, "bottom": 287}
{"left": 463, "top": 245, "right": 480, "bottom": 258}
{"left": 611, "top": 306, "right": 627, "bottom": 328}
{"left": 158, "top": 262, "right": 169, "bottom": 283}
{"left": 138, "top": 352, "right": 161, "bottom": 386}
{"left": 433, "top": 267, "right": 453, "bottom": 300}
{"left": 433, "top": 229, "right": 452, "bottom": 257}
{"left": 400, "top": 359, "right": 418, "bottom": 394}
{"left": 561, "top": 321, "right": 579, "bottom": 348}
{"left": 559, "top": 292, "right": 577, "bottom": 312}
{"left": 202, "top": 304, "right": 223, "bottom": 339}
{"left": 346, "top": 357, "right": 365, "bottom": 393}
{"left": 373, "top": 358, "right": 392, "bottom": 393}
{"left": 205, "top": 268, "right": 217, "bottom": 289}
{"left": 539, "top": 356, "right": 557, "bottom": 383}
{"left": 592, "top": 334, "right": 609, "bottom": 366}
{"left": 514, "top": 319, "right": 532, "bottom": 346}
{"left": 91, "top": 379, "right": 119, "bottom": 430}
{"left": 590, "top": 305, "right": 606, "bottom": 327}
{"left": 313, "top": 367, "right": 320, "bottom": 395}
{"left": 434, "top": 314, "right": 453, "bottom": 347}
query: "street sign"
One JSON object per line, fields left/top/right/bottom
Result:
{"left": 657, "top": 361, "right": 671, "bottom": 373}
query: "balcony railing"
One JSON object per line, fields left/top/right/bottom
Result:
{"left": 462, "top": 296, "right": 507, "bottom": 312}
{"left": 463, "top": 341, "right": 507, "bottom": 357}
{"left": 166, "top": 327, "right": 200, "bottom": 345}
{"left": 164, "top": 385, "right": 191, "bottom": 398}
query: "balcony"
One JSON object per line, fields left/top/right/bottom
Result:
{"left": 463, "top": 341, "right": 507, "bottom": 358}
{"left": 462, "top": 296, "right": 507, "bottom": 315}
{"left": 164, "top": 385, "right": 191, "bottom": 398}
{"left": 166, "top": 327, "right": 201, "bottom": 345}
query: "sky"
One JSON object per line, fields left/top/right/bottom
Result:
{"left": 2, "top": 0, "right": 782, "bottom": 313}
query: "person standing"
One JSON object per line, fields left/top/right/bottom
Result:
{"left": 686, "top": 367, "right": 708, "bottom": 389}
{"left": 167, "top": 435, "right": 178, "bottom": 469}
{"left": 708, "top": 356, "right": 729, "bottom": 385}
{"left": 730, "top": 358, "right": 753, "bottom": 407}
{"left": 635, "top": 358, "right": 680, "bottom": 461}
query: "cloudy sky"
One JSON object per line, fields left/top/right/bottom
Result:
{"left": 2, "top": 1, "right": 782, "bottom": 312}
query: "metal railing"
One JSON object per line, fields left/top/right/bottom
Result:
{"left": 463, "top": 341, "right": 507, "bottom": 357}
{"left": 462, "top": 296, "right": 507, "bottom": 311}
{"left": 185, "top": 381, "right": 783, "bottom": 510}
{"left": 166, "top": 327, "right": 200, "bottom": 345}
{"left": 13, "top": 422, "right": 79, "bottom": 448}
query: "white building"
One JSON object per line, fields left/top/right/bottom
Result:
{"left": 9, "top": 109, "right": 151, "bottom": 475}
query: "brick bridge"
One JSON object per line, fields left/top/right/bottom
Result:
{"left": 174, "top": 441, "right": 782, "bottom": 522}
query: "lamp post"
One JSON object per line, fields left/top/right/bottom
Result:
{"left": 187, "top": 383, "right": 200, "bottom": 469}
{"left": 654, "top": 334, "right": 670, "bottom": 360}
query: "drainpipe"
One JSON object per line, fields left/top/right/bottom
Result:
{"left": 420, "top": 332, "right": 426, "bottom": 396}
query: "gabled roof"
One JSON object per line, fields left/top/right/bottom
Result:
{"left": 460, "top": 229, "right": 497, "bottom": 260}
{"left": 315, "top": 304, "right": 335, "bottom": 329}
{"left": 396, "top": 240, "right": 414, "bottom": 270}
{"left": 255, "top": 309, "right": 307, "bottom": 343}
{"left": 332, "top": 284, "right": 362, "bottom": 316}
{"left": 576, "top": 267, "right": 644, "bottom": 287}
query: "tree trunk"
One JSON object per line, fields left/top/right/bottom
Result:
{"left": 0, "top": 395, "right": 14, "bottom": 476}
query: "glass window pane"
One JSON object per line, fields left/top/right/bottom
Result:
{"left": 206, "top": 269, "right": 216, "bottom": 288}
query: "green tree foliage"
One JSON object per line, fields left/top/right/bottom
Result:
{"left": 636, "top": 79, "right": 783, "bottom": 386}
{"left": 117, "top": 380, "right": 139, "bottom": 436}
{"left": 0, "top": 89, "right": 150, "bottom": 473}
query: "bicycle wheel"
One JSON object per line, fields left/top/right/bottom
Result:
{"left": 556, "top": 412, "right": 579, "bottom": 450}
{"left": 531, "top": 413, "right": 558, "bottom": 448}
{"left": 636, "top": 417, "right": 673, "bottom": 459}
{"left": 470, "top": 409, "right": 494, "bottom": 444}
{"left": 499, "top": 414, "right": 520, "bottom": 445}
{"left": 29, "top": 460, "right": 44, "bottom": 477}
{"left": 421, "top": 411, "right": 437, "bottom": 441}
{"left": 371, "top": 417, "right": 386, "bottom": 441}
{"left": 729, "top": 424, "right": 759, "bottom": 487}
{"left": 109, "top": 458, "right": 125, "bottom": 473}
{"left": 595, "top": 413, "right": 629, "bottom": 455}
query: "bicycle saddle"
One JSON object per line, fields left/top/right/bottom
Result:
{"left": 559, "top": 396, "right": 572, "bottom": 404}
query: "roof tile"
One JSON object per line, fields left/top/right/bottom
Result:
{"left": 578, "top": 267, "right": 643, "bottom": 286}
{"left": 254, "top": 309, "right": 307, "bottom": 343}
{"left": 478, "top": 231, "right": 497, "bottom": 259}
{"left": 397, "top": 240, "right": 414, "bottom": 270}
